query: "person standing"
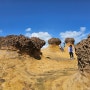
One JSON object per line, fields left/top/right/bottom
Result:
{"left": 68, "top": 45, "right": 74, "bottom": 59}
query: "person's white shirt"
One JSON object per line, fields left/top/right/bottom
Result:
{"left": 68, "top": 46, "right": 74, "bottom": 52}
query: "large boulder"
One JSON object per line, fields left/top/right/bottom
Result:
{"left": 0, "top": 35, "right": 46, "bottom": 59}
{"left": 75, "top": 35, "right": 90, "bottom": 72}
{"left": 65, "top": 38, "right": 75, "bottom": 44}
{"left": 48, "top": 38, "right": 61, "bottom": 45}
{"left": 31, "top": 37, "right": 45, "bottom": 49}
{"left": 30, "top": 37, "right": 46, "bottom": 59}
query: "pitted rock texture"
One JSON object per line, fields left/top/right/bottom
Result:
{"left": 75, "top": 35, "right": 90, "bottom": 72}
{"left": 48, "top": 38, "right": 61, "bottom": 45}
{"left": 31, "top": 37, "right": 46, "bottom": 49}
{"left": 0, "top": 35, "right": 45, "bottom": 59}
{"left": 65, "top": 38, "right": 75, "bottom": 44}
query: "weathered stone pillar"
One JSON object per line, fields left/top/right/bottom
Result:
{"left": 48, "top": 38, "right": 62, "bottom": 51}
{"left": 64, "top": 38, "right": 75, "bottom": 52}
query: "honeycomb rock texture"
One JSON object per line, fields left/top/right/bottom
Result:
{"left": 65, "top": 38, "right": 75, "bottom": 44}
{"left": 0, "top": 35, "right": 46, "bottom": 59}
{"left": 31, "top": 37, "right": 46, "bottom": 49}
{"left": 48, "top": 38, "right": 61, "bottom": 45}
{"left": 75, "top": 35, "right": 90, "bottom": 72}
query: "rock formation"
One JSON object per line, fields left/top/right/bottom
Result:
{"left": 41, "top": 38, "right": 66, "bottom": 60}
{"left": 30, "top": 37, "right": 46, "bottom": 59}
{"left": 75, "top": 35, "right": 90, "bottom": 72}
{"left": 1, "top": 34, "right": 90, "bottom": 90}
{"left": 0, "top": 35, "right": 45, "bottom": 59}
{"left": 31, "top": 37, "right": 46, "bottom": 49}
{"left": 64, "top": 38, "right": 75, "bottom": 55}
{"left": 65, "top": 38, "right": 75, "bottom": 45}
{"left": 48, "top": 38, "right": 61, "bottom": 45}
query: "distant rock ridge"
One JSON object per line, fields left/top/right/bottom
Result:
{"left": 75, "top": 34, "right": 90, "bottom": 72}
{"left": 0, "top": 35, "right": 45, "bottom": 59}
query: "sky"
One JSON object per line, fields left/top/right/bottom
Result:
{"left": 0, "top": 0, "right": 90, "bottom": 47}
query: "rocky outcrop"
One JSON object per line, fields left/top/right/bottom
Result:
{"left": 64, "top": 38, "right": 75, "bottom": 54}
{"left": 0, "top": 35, "right": 45, "bottom": 59}
{"left": 30, "top": 37, "right": 46, "bottom": 59}
{"left": 31, "top": 37, "right": 45, "bottom": 49}
{"left": 75, "top": 35, "right": 90, "bottom": 72}
{"left": 48, "top": 38, "right": 61, "bottom": 45}
{"left": 65, "top": 38, "right": 75, "bottom": 44}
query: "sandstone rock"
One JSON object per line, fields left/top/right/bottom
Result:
{"left": 30, "top": 37, "right": 46, "bottom": 59}
{"left": 48, "top": 38, "right": 61, "bottom": 45}
{"left": 65, "top": 38, "right": 75, "bottom": 44}
{"left": 31, "top": 37, "right": 46, "bottom": 49}
{"left": 0, "top": 78, "right": 5, "bottom": 83}
{"left": 75, "top": 35, "right": 90, "bottom": 72}
{"left": 0, "top": 35, "right": 46, "bottom": 59}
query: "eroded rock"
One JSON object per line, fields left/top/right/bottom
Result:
{"left": 75, "top": 35, "right": 90, "bottom": 72}
{"left": 0, "top": 35, "right": 46, "bottom": 59}
{"left": 48, "top": 38, "right": 61, "bottom": 45}
{"left": 65, "top": 38, "right": 75, "bottom": 44}
{"left": 31, "top": 37, "right": 46, "bottom": 49}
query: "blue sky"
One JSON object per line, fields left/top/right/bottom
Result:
{"left": 0, "top": 0, "right": 90, "bottom": 47}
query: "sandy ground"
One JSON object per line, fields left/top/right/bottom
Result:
{"left": 0, "top": 45, "right": 90, "bottom": 90}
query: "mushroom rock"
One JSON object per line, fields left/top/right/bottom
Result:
{"left": 75, "top": 35, "right": 90, "bottom": 72}
{"left": 42, "top": 38, "right": 62, "bottom": 58}
{"left": 64, "top": 38, "right": 75, "bottom": 53}
{"left": 47, "top": 38, "right": 62, "bottom": 52}
{"left": 0, "top": 35, "right": 46, "bottom": 60}
{"left": 48, "top": 38, "right": 61, "bottom": 45}
{"left": 65, "top": 38, "right": 75, "bottom": 45}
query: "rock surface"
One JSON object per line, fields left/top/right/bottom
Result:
{"left": 75, "top": 35, "right": 90, "bottom": 72}
{"left": 0, "top": 34, "right": 90, "bottom": 90}
{"left": 65, "top": 38, "right": 75, "bottom": 44}
{"left": 48, "top": 38, "right": 61, "bottom": 45}
{"left": 0, "top": 35, "right": 45, "bottom": 59}
{"left": 0, "top": 48, "right": 78, "bottom": 90}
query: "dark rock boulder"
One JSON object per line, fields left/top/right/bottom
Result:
{"left": 48, "top": 38, "right": 61, "bottom": 45}
{"left": 75, "top": 35, "right": 90, "bottom": 72}
{"left": 65, "top": 38, "right": 75, "bottom": 44}
{"left": 0, "top": 35, "right": 46, "bottom": 60}
{"left": 31, "top": 37, "right": 46, "bottom": 49}
{"left": 30, "top": 37, "right": 46, "bottom": 59}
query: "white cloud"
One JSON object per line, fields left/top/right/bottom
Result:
{"left": 25, "top": 28, "right": 31, "bottom": 32}
{"left": 60, "top": 27, "right": 87, "bottom": 44}
{"left": 30, "top": 32, "right": 52, "bottom": 41}
{"left": 25, "top": 32, "right": 52, "bottom": 48}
